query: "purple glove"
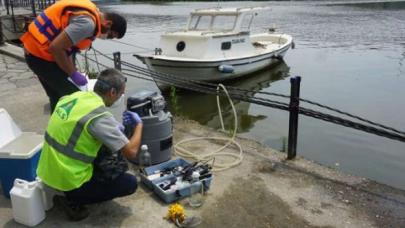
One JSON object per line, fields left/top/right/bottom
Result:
{"left": 123, "top": 110, "right": 142, "bottom": 126}
{"left": 70, "top": 71, "right": 88, "bottom": 86}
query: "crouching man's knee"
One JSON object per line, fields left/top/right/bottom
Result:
{"left": 119, "top": 173, "right": 138, "bottom": 196}
{"left": 127, "top": 174, "right": 138, "bottom": 195}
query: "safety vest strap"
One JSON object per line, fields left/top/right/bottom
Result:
{"left": 34, "top": 12, "right": 61, "bottom": 42}
{"left": 45, "top": 105, "right": 108, "bottom": 164}
{"left": 67, "top": 106, "right": 107, "bottom": 150}
{"left": 45, "top": 132, "right": 94, "bottom": 163}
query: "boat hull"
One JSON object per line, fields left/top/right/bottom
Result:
{"left": 142, "top": 44, "right": 290, "bottom": 82}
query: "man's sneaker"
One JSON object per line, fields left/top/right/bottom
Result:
{"left": 54, "top": 195, "right": 90, "bottom": 221}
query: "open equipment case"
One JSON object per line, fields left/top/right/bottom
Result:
{"left": 140, "top": 158, "right": 213, "bottom": 203}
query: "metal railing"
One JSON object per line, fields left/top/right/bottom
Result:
{"left": 3, "top": 0, "right": 55, "bottom": 15}
{"left": 0, "top": 0, "right": 55, "bottom": 41}
{"left": 75, "top": 49, "right": 405, "bottom": 160}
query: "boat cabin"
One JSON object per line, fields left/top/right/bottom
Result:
{"left": 158, "top": 7, "right": 270, "bottom": 60}
{"left": 186, "top": 7, "right": 268, "bottom": 34}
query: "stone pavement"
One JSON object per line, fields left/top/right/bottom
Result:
{"left": 0, "top": 54, "right": 37, "bottom": 96}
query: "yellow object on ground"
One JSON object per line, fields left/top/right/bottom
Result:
{"left": 165, "top": 203, "right": 186, "bottom": 224}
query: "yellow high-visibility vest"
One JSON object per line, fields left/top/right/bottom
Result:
{"left": 37, "top": 91, "right": 110, "bottom": 191}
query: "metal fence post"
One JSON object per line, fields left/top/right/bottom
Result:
{"left": 113, "top": 52, "right": 121, "bottom": 71}
{"left": 10, "top": 0, "right": 16, "bottom": 32}
{"left": 5, "top": 0, "right": 10, "bottom": 15}
{"left": 30, "top": 0, "right": 36, "bottom": 17}
{"left": 287, "top": 76, "right": 301, "bottom": 159}
{"left": 0, "top": 19, "right": 3, "bottom": 45}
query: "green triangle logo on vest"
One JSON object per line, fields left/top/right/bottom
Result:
{"left": 56, "top": 98, "right": 77, "bottom": 120}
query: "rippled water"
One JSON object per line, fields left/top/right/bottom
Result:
{"left": 91, "top": 1, "right": 405, "bottom": 189}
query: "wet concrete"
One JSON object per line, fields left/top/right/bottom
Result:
{"left": 1, "top": 48, "right": 405, "bottom": 227}
{"left": 200, "top": 176, "right": 326, "bottom": 228}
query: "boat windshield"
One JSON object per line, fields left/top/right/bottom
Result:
{"left": 188, "top": 15, "right": 237, "bottom": 32}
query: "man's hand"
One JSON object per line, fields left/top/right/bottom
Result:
{"left": 48, "top": 31, "right": 76, "bottom": 76}
{"left": 123, "top": 110, "right": 142, "bottom": 126}
{"left": 70, "top": 71, "right": 88, "bottom": 86}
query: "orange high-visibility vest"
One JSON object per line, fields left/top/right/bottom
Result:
{"left": 21, "top": 0, "right": 102, "bottom": 61}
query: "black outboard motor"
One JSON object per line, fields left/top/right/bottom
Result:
{"left": 125, "top": 90, "right": 172, "bottom": 165}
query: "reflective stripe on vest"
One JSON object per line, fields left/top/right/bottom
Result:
{"left": 33, "top": 12, "right": 83, "bottom": 56}
{"left": 34, "top": 12, "right": 61, "bottom": 41}
{"left": 44, "top": 105, "right": 107, "bottom": 163}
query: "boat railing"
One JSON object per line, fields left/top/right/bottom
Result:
{"left": 191, "top": 6, "right": 270, "bottom": 15}
{"left": 210, "top": 31, "right": 250, "bottom": 38}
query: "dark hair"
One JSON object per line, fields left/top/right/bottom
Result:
{"left": 105, "top": 12, "right": 127, "bottom": 39}
{"left": 94, "top": 68, "right": 126, "bottom": 95}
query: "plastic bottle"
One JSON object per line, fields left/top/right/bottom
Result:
{"left": 188, "top": 172, "right": 203, "bottom": 208}
{"left": 140, "top": 144, "right": 152, "bottom": 167}
{"left": 10, "top": 179, "right": 46, "bottom": 227}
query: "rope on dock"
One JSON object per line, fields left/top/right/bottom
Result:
{"left": 174, "top": 84, "right": 244, "bottom": 171}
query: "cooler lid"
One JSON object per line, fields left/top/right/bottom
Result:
{"left": 0, "top": 133, "right": 43, "bottom": 159}
{"left": 0, "top": 108, "right": 22, "bottom": 148}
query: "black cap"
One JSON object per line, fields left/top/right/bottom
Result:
{"left": 105, "top": 12, "right": 127, "bottom": 39}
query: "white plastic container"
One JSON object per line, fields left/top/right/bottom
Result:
{"left": 10, "top": 178, "right": 46, "bottom": 227}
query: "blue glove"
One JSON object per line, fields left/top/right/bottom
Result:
{"left": 70, "top": 71, "right": 88, "bottom": 86}
{"left": 123, "top": 110, "right": 142, "bottom": 126}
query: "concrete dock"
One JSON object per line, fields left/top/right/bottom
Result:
{"left": 1, "top": 45, "right": 405, "bottom": 227}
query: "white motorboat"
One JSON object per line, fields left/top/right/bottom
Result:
{"left": 134, "top": 6, "right": 293, "bottom": 82}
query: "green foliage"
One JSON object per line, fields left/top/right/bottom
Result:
{"left": 281, "top": 136, "right": 287, "bottom": 152}
{"left": 87, "top": 67, "right": 98, "bottom": 79}
{"left": 169, "top": 86, "right": 180, "bottom": 115}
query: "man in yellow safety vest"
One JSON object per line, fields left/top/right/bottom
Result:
{"left": 37, "top": 68, "right": 142, "bottom": 221}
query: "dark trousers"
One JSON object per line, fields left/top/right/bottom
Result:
{"left": 25, "top": 53, "right": 79, "bottom": 112}
{"left": 64, "top": 173, "right": 137, "bottom": 206}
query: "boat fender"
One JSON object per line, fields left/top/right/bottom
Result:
{"left": 218, "top": 65, "right": 234, "bottom": 73}
{"left": 291, "top": 41, "right": 295, "bottom": 49}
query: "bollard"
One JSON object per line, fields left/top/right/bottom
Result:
{"left": 113, "top": 52, "right": 121, "bottom": 71}
{"left": 287, "top": 76, "right": 301, "bottom": 159}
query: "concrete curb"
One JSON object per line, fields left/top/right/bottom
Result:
{"left": 0, "top": 42, "right": 25, "bottom": 62}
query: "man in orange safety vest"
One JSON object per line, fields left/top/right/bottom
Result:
{"left": 21, "top": 0, "right": 127, "bottom": 112}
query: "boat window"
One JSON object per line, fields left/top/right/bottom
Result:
{"left": 221, "top": 42, "right": 232, "bottom": 50}
{"left": 189, "top": 15, "right": 199, "bottom": 30}
{"left": 212, "top": 16, "right": 236, "bottom": 31}
{"left": 188, "top": 15, "right": 211, "bottom": 31}
{"left": 240, "top": 13, "right": 254, "bottom": 31}
{"left": 176, "top": 41, "right": 186, "bottom": 52}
